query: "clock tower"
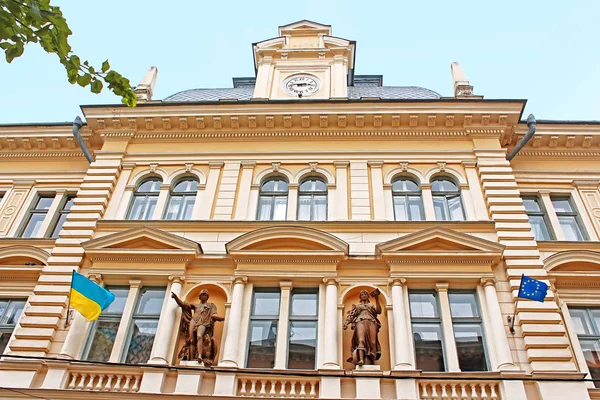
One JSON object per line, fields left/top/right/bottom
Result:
{"left": 252, "top": 20, "right": 356, "bottom": 100}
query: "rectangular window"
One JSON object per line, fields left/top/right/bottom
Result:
{"left": 19, "top": 195, "right": 55, "bottom": 238}
{"left": 523, "top": 197, "right": 553, "bottom": 240}
{"left": 0, "top": 299, "right": 26, "bottom": 354}
{"left": 551, "top": 197, "right": 586, "bottom": 241}
{"left": 569, "top": 308, "right": 600, "bottom": 387}
{"left": 409, "top": 292, "right": 445, "bottom": 371}
{"left": 124, "top": 288, "right": 165, "bottom": 364}
{"left": 449, "top": 292, "right": 487, "bottom": 371}
{"left": 84, "top": 288, "right": 129, "bottom": 361}
{"left": 288, "top": 290, "right": 318, "bottom": 369}
{"left": 247, "top": 290, "right": 280, "bottom": 368}
{"left": 50, "top": 195, "right": 75, "bottom": 239}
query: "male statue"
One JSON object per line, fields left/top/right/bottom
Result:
{"left": 172, "top": 289, "right": 224, "bottom": 366}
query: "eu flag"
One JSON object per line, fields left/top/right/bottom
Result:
{"left": 517, "top": 275, "right": 548, "bottom": 303}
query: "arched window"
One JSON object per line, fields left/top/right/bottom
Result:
{"left": 431, "top": 178, "right": 464, "bottom": 221}
{"left": 126, "top": 177, "right": 161, "bottom": 220}
{"left": 392, "top": 178, "right": 424, "bottom": 221}
{"left": 297, "top": 177, "right": 327, "bottom": 221}
{"left": 164, "top": 178, "right": 198, "bottom": 220}
{"left": 257, "top": 178, "right": 289, "bottom": 220}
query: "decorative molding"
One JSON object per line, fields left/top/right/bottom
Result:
{"left": 374, "top": 115, "right": 382, "bottom": 127}
{"left": 320, "top": 115, "right": 328, "bottom": 128}
{"left": 283, "top": 115, "right": 292, "bottom": 128}
{"left": 213, "top": 117, "right": 222, "bottom": 129}
{"left": 301, "top": 115, "right": 310, "bottom": 128}
{"left": 391, "top": 115, "right": 400, "bottom": 127}
{"left": 196, "top": 117, "right": 205, "bottom": 129}
{"left": 463, "top": 115, "right": 472, "bottom": 126}
{"left": 266, "top": 116, "right": 275, "bottom": 128}
{"left": 248, "top": 116, "right": 257, "bottom": 128}
{"left": 409, "top": 115, "right": 418, "bottom": 127}
{"left": 427, "top": 115, "right": 436, "bottom": 127}
{"left": 271, "top": 162, "right": 280, "bottom": 172}
{"left": 355, "top": 115, "right": 364, "bottom": 127}
{"left": 145, "top": 118, "right": 154, "bottom": 130}
{"left": 230, "top": 116, "right": 239, "bottom": 129}
{"left": 338, "top": 115, "right": 346, "bottom": 128}
{"left": 179, "top": 117, "right": 188, "bottom": 130}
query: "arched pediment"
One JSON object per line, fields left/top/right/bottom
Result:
{"left": 226, "top": 226, "right": 348, "bottom": 254}
{"left": 544, "top": 250, "right": 600, "bottom": 272}
{"left": 0, "top": 246, "right": 49, "bottom": 265}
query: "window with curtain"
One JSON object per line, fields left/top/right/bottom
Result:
{"left": 257, "top": 178, "right": 288, "bottom": 221}
{"left": 449, "top": 292, "right": 487, "bottom": 371}
{"left": 431, "top": 178, "right": 465, "bottom": 221}
{"left": 522, "top": 196, "right": 553, "bottom": 240}
{"left": 569, "top": 308, "right": 600, "bottom": 387}
{"left": 19, "top": 195, "right": 55, "bottom": 238}
{"left": 288, "top": 290, "right": 318, "bottom": 369}
{"left": 84, "top": 288, "right": 129, "bottom": 361}
{"left": 164, "top": 178, "right": 198, "bottom": 220}
{"left": 49, "top": 195, "right": 75, "bottom": 238}
{"left": 551, "top": 197, "right": 587, "bottom": 241}
{"left": 247, "top": 290, "right": 280, "bottom": 368}
{"left": 297, "top": 178, "right": 327, "bottom": 221}
{"left": 409, "top": 292, "right": 445, "bottom": 371}
{"left": 124, "top": 288, "right": 165, "bottom": 364}
{"left": 392, "top": 178, "right": 424, "bottom": 221}
{"left": 0, "top": 299, "right": 26, "bottom": 354}
{"left": 126, "top": 178, "right": 161, "bottom": 220}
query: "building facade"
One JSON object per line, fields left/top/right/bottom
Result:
{"left": 0, "top": 20, "right": 599, "bottom": 400}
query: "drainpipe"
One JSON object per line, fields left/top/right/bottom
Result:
{"left": 507, "top": 114, "right": 536, "bottom": 161}
{"left": 72, "top": 116, "right": 94, "bottom": 163}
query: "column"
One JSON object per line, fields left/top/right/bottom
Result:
{"left": 460, "top": 184, "right": 477, "bottom": 221}
{"left": 390, "top": 279, "right": 413, "bottom": 370}
{"left": 234, "top": 161, "right": 256, "bottom": 220}
{"left": 197, "top": 162, "right": 222, "bottom": 220}
{"left": 334, "top": 162, "right": 349, "bottom": 220}
{"left": 151, "top": 184, "right": 170, "bottom": 220}
{"left": 421, "top": 183, "right": 436, "bottom": 221}
{"left": 540, "top": 191, "right": 565, "bottom": 240}
{"left": 104, "top": 163, "right": 135, "bottom": 219}
{"left": 322, "top": 278, "right": 339, "bottom": 368}
{"left": 436, "top": 283, "right": 460, "bottom": 372}
{"left": 481, "top": 279, "right": 517, "bottom": 370}
{"left": 463, "top": 161, "right": 488, "bottom": 220}
{"left": 274, "top": 282, "right": 293, "bottom": 369}
{"left": 149, "top": 276, "right": 184, "bottom": 364}
{"left": 219, "top": 276, "right": 247, "bottom": 367}
{"left": 369, "top": 161, "right": 385, "bottom": 220}
{"left": 109, "top": 280, "right": 142, "bottom": 362}
{"left": 287, "top": 183, "right": 299, "bottom": 220}
{"left": 36, "top": 190, "right": 66, "bottom": 237}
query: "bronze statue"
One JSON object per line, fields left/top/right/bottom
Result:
{"left": 172, "top": 289, "right": 224, "bottom": 366}
{"left": 343, "top": 288, "right": 382, "bottom": 366}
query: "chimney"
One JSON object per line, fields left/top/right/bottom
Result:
{"left": 134, "top": 66, "right": 158, "bottom": 101}
{"left": 450, "top": 62, "right": 481, "bottom": 99}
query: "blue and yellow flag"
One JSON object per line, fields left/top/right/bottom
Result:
{"left": 517, "top": 275, "right": 548, "bottom": 303}
{"left": 70, "top": 271, "right": 115, "bottom": 321}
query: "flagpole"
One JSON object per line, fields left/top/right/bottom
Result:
{"left": 65, "top": 269, "right": 74, "bottom": 327}
{"left": 509, "top": 274, "right": 524, "bottom": 335}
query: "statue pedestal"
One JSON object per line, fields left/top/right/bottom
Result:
{"left": 354, "top": 365, "right": 382, "bottom": 399}
{"left": 175, "top": 360, "right": 204, "bottom": 394}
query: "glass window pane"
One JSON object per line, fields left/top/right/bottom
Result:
{"left": 288, "top": 321, "right": 317, "bottom": 369}
{"left": 393, "top": 196, "right": 408, "bottom": 221}
{"left": 0, "top": 330, "right": 10, "bottom": 354}
{"left": 448, "top": 195, "right": 464, "bottom": 221}
{"left": 409, "top": 293, "right": 438, "bottom": 318}
{"left": 257, "top": 196, "right": 273, "bottom": 220}
{"left": 580, "top": 340, "right": 600, "bottom": 387}
{"left": 273, "top": 180, "right": 288, "bottom": 192}
{"left": 297, "top": 196, "right": 311, "bottom": 221}
{"left": 453, "top": 324, "right": 487, "bottom": 371}
{"left": 86, "top": 320, "right": 120, "bottom": 361}
{"left": 313, "top": 180, "right": 327, "bottom": 192}
{"left": 127, "top": 197, "right": 146, "bottom": 220}
{"left": 299, "top": 180, "right": 313, "bottom": 191}
{"left": 165, "top": 196, "right": 182, "bottom": 220}
{"left": 50, "top": 213, "right": 69, "bottom": 238}
{"left": 21, "top": 213, "right": 46, "bottom": 238}
{"left": 570, "top": 309, "right": 593, "bottom": 335}
{"left": 181, "top": 195, "right": 195, "bottom": 220}
{"left": 523, "top": 198, "right": 542, "bottom": 212}
{"left": 529, "top": 215, "right": 551, "bottom": 241}
{"left": 590, "top": 310, "right": 600, "bottom": 334}
{"left": 104, "top": 289, "right": 129, "bottom": 314}
{"left": 412, "top": 324, "right": 445, "bottom": 371}
{"left": 4, "top": 300, "right": 25, "bottom": 325}
{"left": 0, "top": 301, "right": 8, "bottom": 319}
{"left": 136, "top": 289, "right": 165, "bottom": 315}
{"left": 291, "top": 292, "right": 318, "bottom": 316}
{"left": 252, "top": 292, "right": 280, "bottom": 316}
{"left": 408, "top": 196, "right": 424, "bottom": 221}
{"left": 262, "top": 180, "right": 275, "bottom": 192}
{"left": 313, "top": 195, "right": 327, "bottom": 221}
{"left": 558, "top": 216, "right": 584, "bottom": 241}
{"left": 247, "top": 320, "right": 278, "bottom": 368}
{"left": 449, "top": 293, "right": 479, "bottom": 318}
{"left": 36, "top": 197, "right": 54, "bottom": 210}
{"left": 272, "top": 196, "right": 288, "bottom": 220}
{"left": 125, "top": 319, "right": 158, "bottom": 364}
{"left": 433, "top": 197, "right": 447, "bottom": 221}
{"left": 552, "top": 198, "right": 574, "bottom": 213}
{"left": 144, "top": 197, "right": 157, "bottom": 220}
{"left": 63, "top": 197, "right": 75, "bottom": 211}
{"left": 432, "top": 179, "right": 457, "bottom": 192}
{"left": 138, "top": 179, "right": 161, "bottom": 192}
{"left": 173, "top": 179, "right": 198, "bottom": 192}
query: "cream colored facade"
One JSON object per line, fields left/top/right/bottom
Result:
{"left": 0, "top": 20, "right": 599, "bottom": 400}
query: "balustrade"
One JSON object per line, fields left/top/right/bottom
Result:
{"left": 67, "top": 370, "right": 142, "bottom": 393}
{"left": 418, "top": 381, "right": 500, "bottom": 400}
{"left": 238, "top": 376, "right": 319, "bottom": 398}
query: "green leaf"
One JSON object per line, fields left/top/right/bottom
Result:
{"left": 101, "top": 59, "right": 110, "bottom": 73}
{"left": 90, "top": 79, "right": 103, "bottom": 93}
{"left": 77, "top": 74, "right": 92, "bottom": 87}
{"left": 5, "top": 42, "right": 24, "bottom": 62}
{"left": 88, "top": 66, "right": 95, "bottom": 75}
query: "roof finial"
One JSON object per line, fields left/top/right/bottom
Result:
{"left": 134, "top": 66, "right": 158, "bottom": 101}
{"left": 451, "top": 62, "right": 480, "bottom": 98}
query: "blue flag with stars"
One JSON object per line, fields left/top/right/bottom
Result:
{"left": 517, "top": 275, "right": 548, "bottom": 302}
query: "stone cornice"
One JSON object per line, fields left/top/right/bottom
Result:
{"left": 0, "top": 151, "right": 91, "bottom": 159}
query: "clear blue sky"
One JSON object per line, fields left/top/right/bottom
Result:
{"left": 1, "top": 0, "right": 599, "bottom": 123}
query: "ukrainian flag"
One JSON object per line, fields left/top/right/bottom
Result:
{"left": 70, "top": 271, "right": 115, "bottom": 321}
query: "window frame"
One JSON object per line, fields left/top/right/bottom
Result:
{"left": 522, "top": 196, "right": 554, "bottom": 241}
{"left": 256, "top": 178, "right": 289, "bottom": 221}
{"left": 164, "top": 177, "right": 198, "bottom": 220}
{"left": 297, "top": 177, "right": 328, "bottom": 221}
{"left": 392, "top": 177, "right": 424, "bottom": 221}
{"left": 0, "top": 298, "right": 26, "bottom": 354}
{"left": 287, "top": 289, "right": 319, "bottom": 370}
{"left": 569, "top": 307, "right": 600, "bottom": 387}
{"left": 551, "top": 196, "right": 588, "bottom": 241}
{"left": 18, "top": 194, "right": 55, "bottom": 238}
{"left": 408, "top": 290, "right": 447, "bottom": 372}
{"left": 431, "top": 177, "right": 465, "bottom": 221}
{"left": 126, "top": 177, "right": 162, "bottom": 221}
{"left": 49, "top": 194, "right": 75, "bottom": 239}
{"left": 246, "top": 288, "right": 281, "bottom": 369}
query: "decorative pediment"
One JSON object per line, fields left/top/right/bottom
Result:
{"left": 278, "top": 20, "right": 332, "bottom": 36}
{"left": 376, "top": 226, "right": 504, "bottom": 266}
{"left": 83, "top": 225, "right": 202, "bottom": 263}
{"left": 545, "top": 251, "right": 600, "bottom": 288}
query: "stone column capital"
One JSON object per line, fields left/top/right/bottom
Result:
{"left": 129, "top": 279, "right": 143, "bottom": 289}
{"left": 323, "top": 277, "right": 339, "bottom": 286}
{"left": 241, "top": 161, "right": 257, "bottom": 168}
{"left": 389, "top": 278, "right": 406, "bottom": 287}
{"left": 288, "top": 183, "right": 299, "bottom": 189}
{"left": 334, "top": 161, "right": 350, "bottom": 168}
{"left": 280, "top": 281, "right": 293, "bottom": 290}
{"left": 232, "top": 276, "right": 248, "bottom": 286}
{"left": 122, "top": 162, "right": 137, "bottom": 170}
{"left": 169, "top": 275, "right": 185, "bottom": 284}
{"left": 435, "top": 283, "right": 449, "bottom": 292}
{"left": 421, "top": 183, "right": 432, "bottom": 189}
{"left": 88, "top": 273, "right": 103, "bottom": 285}
{"left": 480, "top": 278, "right": 496, "bottom": 287}
{"left": 367, "top": 161, "right": 384, "bottom": 168}
{"left": 461, "top": 161, "right": 477, "bottom": 168}
{"left": 209, "top": 162, "right": 225, "bottom": 169}
{"left": 159, "top": 184, "right": 170, "bottom": 190}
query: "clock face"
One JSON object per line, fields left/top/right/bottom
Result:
{"left": 284, "top": 75, "right": 320, "bottom": 97}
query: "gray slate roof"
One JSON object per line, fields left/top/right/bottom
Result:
{"left": 164, "top": 86, "right": 440, "bottom": 102}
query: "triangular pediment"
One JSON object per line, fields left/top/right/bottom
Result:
{"left": 377, "top": 226, "right": 503, "bottom": 255}
{"left": 83, "top": 225, "right": 202, "bottom": 254}
{"left": 278, "top": 20, "right": 332, "bottom": 36}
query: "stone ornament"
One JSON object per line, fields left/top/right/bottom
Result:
{"left": 343, "top": 288, "right": 382, "bottom": 366}
{"left": 172, "top": 289, "right": 224, "bottom": 366}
